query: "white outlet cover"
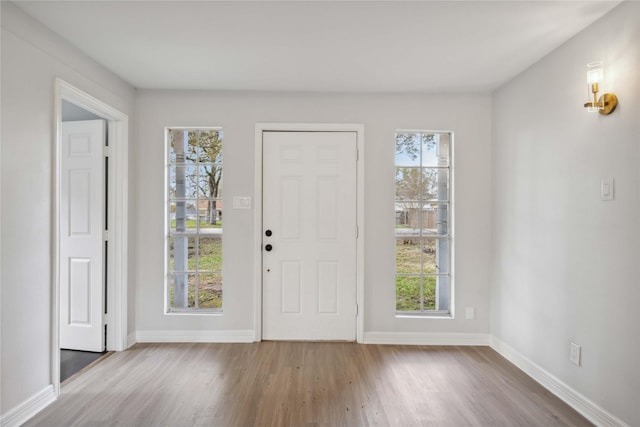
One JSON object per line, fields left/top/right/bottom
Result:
{"left": 465, "top": 307, "right": 475, "bottom": 320}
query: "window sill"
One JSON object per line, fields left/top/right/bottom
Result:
{"left": 395, "top": 312, "right": 453, "bottom": 319}
{"left": 165, "top": 310, "right": 224, "bottom": 316}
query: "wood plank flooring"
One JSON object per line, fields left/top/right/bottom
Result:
{"left": 25, "top": 343, "right": 592, "bottom": 426}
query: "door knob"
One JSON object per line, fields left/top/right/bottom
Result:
{"left": 265, "top": 244, "right": 273, "bottom": 252}
{"left": 265, "top": 230, "right": 272, "bottom": 237}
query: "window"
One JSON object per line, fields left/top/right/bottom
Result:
{"left": 395, "top": 131, "right": 452, "bottom": 315}
{"left": 166, "top": 128, "right": 223, "bottom": 312}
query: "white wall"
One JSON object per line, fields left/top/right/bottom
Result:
{"left": 0, "top": 2, "right": 135, "bottom": 417}
{"left": 491, "top": 2, "right": 640, "bottom": 425}
{"left": 135, "top": 90, "right": 492, "bottom": 338}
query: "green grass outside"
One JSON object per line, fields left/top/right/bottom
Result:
{"left": 170, "top": 220, "right": 222, "bottom": 229}
{"left": 396, "top": 276, "right": 436, "bottom": 311}
{"left": 395, "top": 241, "right": 436, "bottom": 311}
{"left": 169, "top": 238, "right": 222, "bottom": 309}
{"left": 169, "top": 282, "right": 222, "bottom": 309}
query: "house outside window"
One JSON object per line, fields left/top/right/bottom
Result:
{"left": 166, "top": 128, "right": 223, "bottom": 312}
{"left": 395, "top": 131, "right": 452, "bottom": 315}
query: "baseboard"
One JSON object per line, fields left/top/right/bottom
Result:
{"left": 127, "top": 331, "right": 137, "bottom": 348}
{"left": 363, "top": 331, "right": 490, "bottom": 346}
{"left": 490, "top": 336, "right": 629, "bottom": 427}
{"left": 136, "top": 329, "right": 255, "bottom": 343}
{"left": 0, "top": 385, "right": 56, "bottom": 427}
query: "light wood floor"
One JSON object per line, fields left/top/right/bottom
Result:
{"left": 25, "top": 342, "right": 592, "bottom": 426}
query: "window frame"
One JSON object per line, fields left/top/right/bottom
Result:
{"left": 394, "top": 130, "right": 453, "bottom": 317}
{"left": 164, "top": 127, "right": 224, "bottom": 314}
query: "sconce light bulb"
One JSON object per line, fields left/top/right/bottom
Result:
{"left": 586, "top": 61, "right": 603, "bottom": 85}
{"left": 587, "top": 69, "right": 602, "bottom": 85}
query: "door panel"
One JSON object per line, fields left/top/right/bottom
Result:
{"left": 60, "top": 120, "right": 105, "bottom": 352}
{"left": 69, "top": 258, "right": 92, "bottom": 324}
{"left": 263, "top": 131, "right": 357, "bottom": 341}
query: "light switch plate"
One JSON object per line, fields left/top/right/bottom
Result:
{"left": 601, "top": 178, "right": 614, "bottom": 201}
{"left": 233, "top": 196, "right": 251, "bottom": 209}
{"left": 570, "top": 342, "right": 581, "bottom": 366}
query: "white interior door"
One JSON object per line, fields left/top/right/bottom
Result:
{"left": 60, "top": 120, "right": 106, "bottom": 352}
{"left": 262, "top": 131, "right": 357, "bottom": 340}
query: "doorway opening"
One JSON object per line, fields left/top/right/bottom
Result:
{"left": 53, "top": 79, "right": 129, "bottom": 396}
{"left": 59, "top": 102, "right": 108, "bottom": 379}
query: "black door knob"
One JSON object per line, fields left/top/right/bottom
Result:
{"left": 265, "top": 230, "right": 272, "bottom": 237}
{"left": 265, "top": 244, "right": 273, "bottom": 252}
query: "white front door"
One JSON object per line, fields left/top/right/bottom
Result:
{"left": 262, "top": 131, "right": 357, "bottom": 340}
{"left": 60, "top": 120, "right": 106, "bottom": 352}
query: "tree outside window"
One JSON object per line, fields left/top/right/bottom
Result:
{"left": 395, "top": 131, "right": 452, "bottom": 314}
{"left": 167, "top": 128, "right": 223, "bottom": 311}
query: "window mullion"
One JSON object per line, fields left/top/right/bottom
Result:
{"left": 195, "top": 137, "right": 200, "bottom": 309}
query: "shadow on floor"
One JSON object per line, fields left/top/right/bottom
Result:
{"left": 61, "top": 349, "right": 108, "bottom": 383}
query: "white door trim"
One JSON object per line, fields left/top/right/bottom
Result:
{"left": 254, "top": 123, "right": 365, "bottom": 343}
{"left": 52, "top": 78, "right": 129, "bottom": 396}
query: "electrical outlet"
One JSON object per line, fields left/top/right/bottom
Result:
{"left": 570, "top": 342, "right": 581, "bottom": 366}
{"left": 465, "top": 307, "right": 475, "bottom": 320}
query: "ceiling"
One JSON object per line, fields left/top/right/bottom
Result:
{"left": 14, "top": 1, "right": 621, "bottom": 93}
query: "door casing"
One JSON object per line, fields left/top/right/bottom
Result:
{"left": 53, "top": 79, "right": 129, "bottom": 395}
{"left": 254, "top": 123, "right": 365, "bottom": 343}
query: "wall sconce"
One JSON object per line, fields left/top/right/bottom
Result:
{"left": 583, "top": 61, "right": 617, "bottom": 115}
